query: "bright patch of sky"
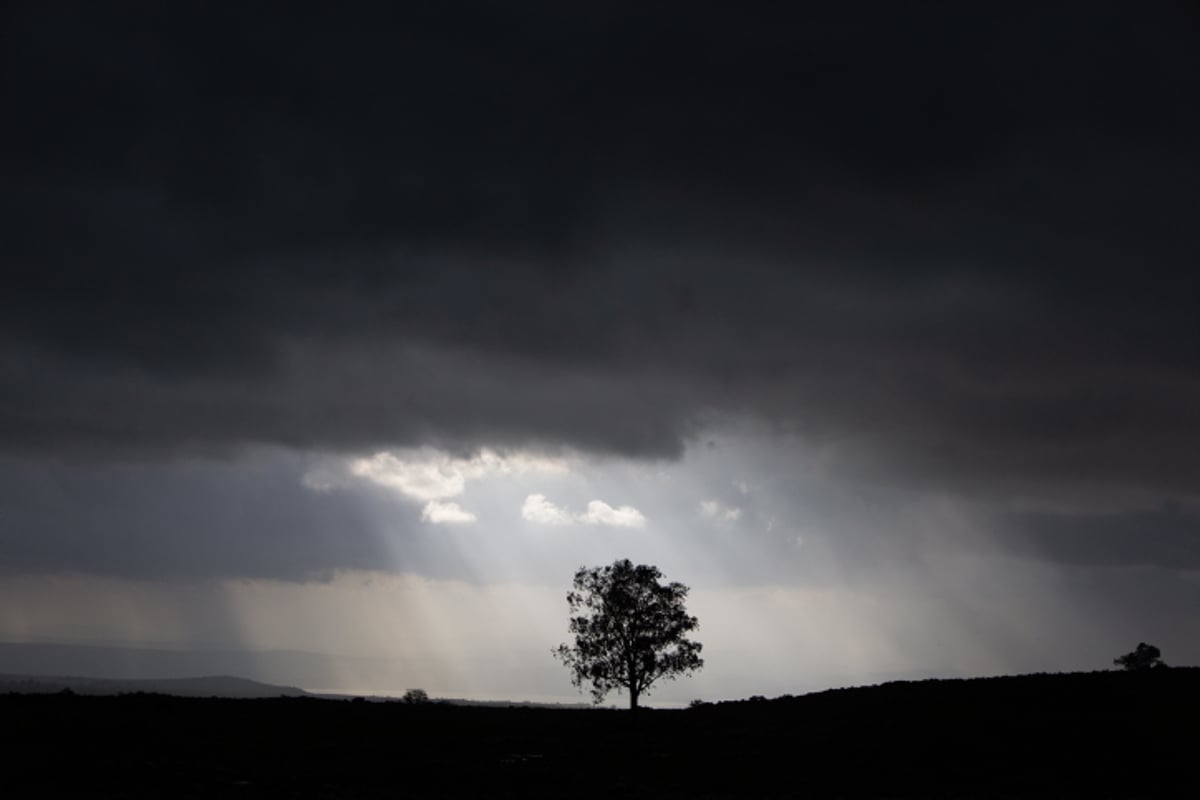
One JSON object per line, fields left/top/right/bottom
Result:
{"left": 0, "top": 562, "right": 1168, "bottom": 705}
{"left": 4, "top": 431, "right": 1198, "bottom": 702}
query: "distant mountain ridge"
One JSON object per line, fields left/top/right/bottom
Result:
{"left": 0, "top": 673, "right": 308, "bottom": 698}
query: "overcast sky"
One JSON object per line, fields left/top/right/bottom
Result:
{"left": 2, "top": 2, "right": 1198, "bottom": 704}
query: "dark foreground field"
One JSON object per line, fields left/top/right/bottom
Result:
{"left": 4, "top": 669, "right": 1197, "bottom": 798}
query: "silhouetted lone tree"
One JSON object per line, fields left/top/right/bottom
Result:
{"left": 1114, "top": 642, "right": 1166, "bottom": 671}
{"left": 554, "top": 559, "right": 703, "bottom": 710}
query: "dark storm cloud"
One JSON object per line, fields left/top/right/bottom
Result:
{"left": 1001, "top": 504, "right": 1200, "bottom": 570}
{"left": 3, "top": 2, "right": 1199, "bottom": 496}
{"left": 0, "top": 454, "right": 393, "bottom": 580}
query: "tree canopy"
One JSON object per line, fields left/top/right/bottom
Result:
{"left": 1114, "top": 642, "right": 1166, "bottom": 671}
{"left": 554, "top": 559, "right": 703, "bottom": 710}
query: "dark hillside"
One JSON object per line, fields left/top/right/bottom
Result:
{"left": 2, "top": 669, "right": 1196, "bottom": 798}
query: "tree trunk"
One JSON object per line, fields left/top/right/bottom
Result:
{"left": 629, "top": 685, "right": 640, "bottom": 711}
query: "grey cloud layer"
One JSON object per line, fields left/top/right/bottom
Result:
{"left": 3, "top": 2, "right": 1199, "bottom": 500}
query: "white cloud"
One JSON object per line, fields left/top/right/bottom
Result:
{"left": 337, "top": 447, "right": 571, "bottom": 516}
{"left": 700, "top": 499, "right": 743, "bottom": 522}
{"left": 350, "top": 451, "right": 465, "bottom": 501}
{"left": 521, "top": 494, "right": 574, "bottom": 525}
{"left": 458, "top": 449, "right": 570, "bottom": 479}
{"left": 579, "top": 500, "right": 646, "bottom": 528}
{"left": 733, "top": 480, "right": 750, "bottom": 496}
{"left": 421, "top": 501, "right": 477, "bottom": 524}
{"left": 521, "top": 495, "right": 646, "bottom": 528}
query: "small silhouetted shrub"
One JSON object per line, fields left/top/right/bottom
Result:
{"left": 1114, "top": 643, "right": 1166, "bottom": 671}
{"left": 402, "top": 688, "right": 430, "bottom": 704}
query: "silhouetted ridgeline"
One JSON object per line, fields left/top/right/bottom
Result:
{"left": 3, "top": 669, "right": 1196, "bottom": 798}
{"left": 700, "top": 666, "right": 1199, "bottom": 715}
{"left": 0, "top": 673, "right": 307, "bottom": 698}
